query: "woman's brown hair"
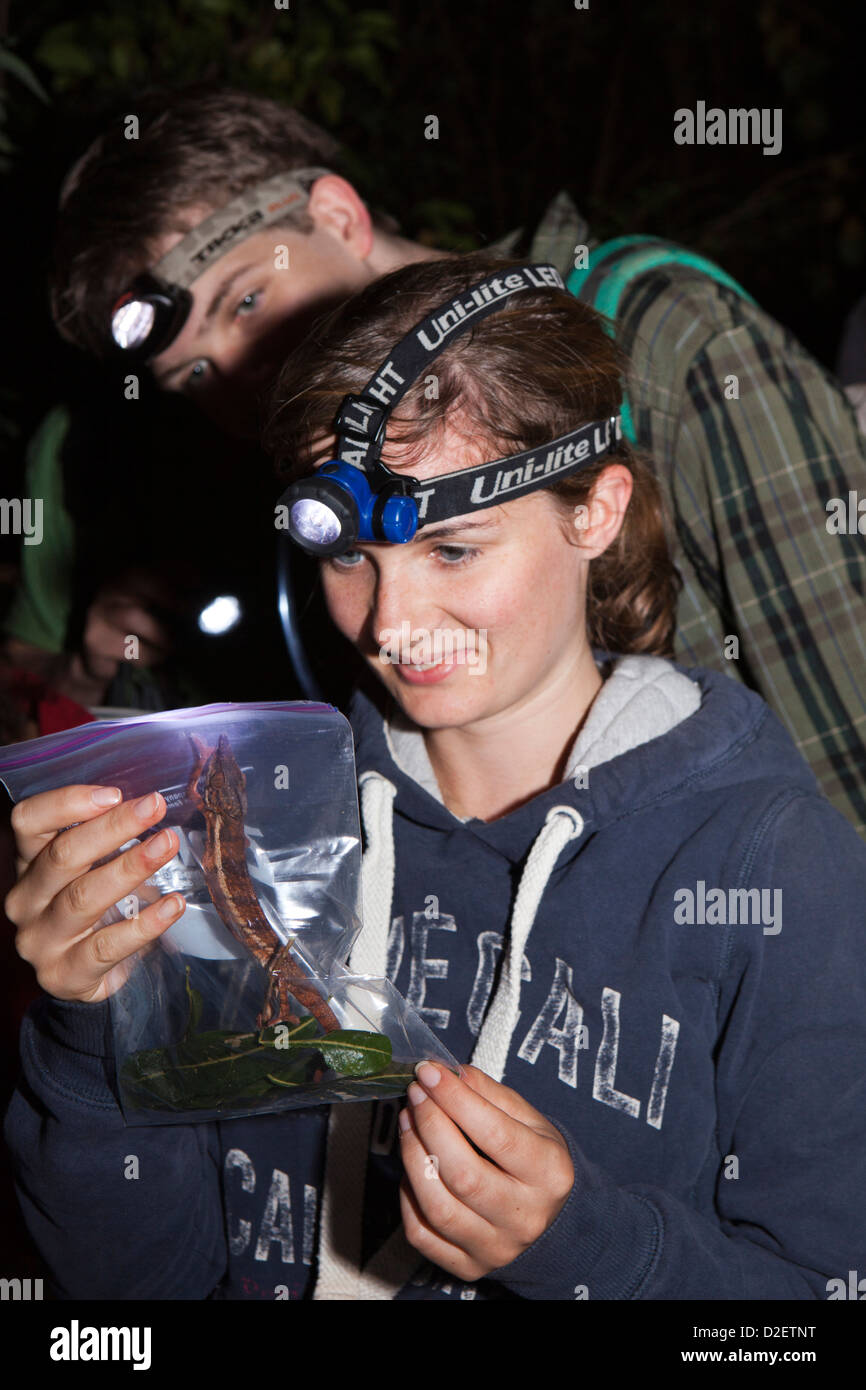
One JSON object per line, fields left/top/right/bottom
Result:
{"left": 265, "top": 251, "right": 682, "bottom": 657}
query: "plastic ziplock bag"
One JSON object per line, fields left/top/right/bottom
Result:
{"left": 0, "top": 702, "right": 459, "bottom": 1125}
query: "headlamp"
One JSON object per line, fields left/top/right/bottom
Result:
{"left": 283, "top": 460, "right": 419, "bottom": 556}
{"left": 110, "top": 274, "right": 193, "bottom": 358}
{"left": 275, "top": 263, "right": 624, "bottom": 558}
{"left": 108, "top": 167, "right": 332, "bottom": 361}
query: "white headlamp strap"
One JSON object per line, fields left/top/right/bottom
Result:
{"left": 153, "top": 167, "right": 332, "bottom": 289}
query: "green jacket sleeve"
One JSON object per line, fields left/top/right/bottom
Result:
{"left": 3, "top": 405, "right": 76, "bottom": 654}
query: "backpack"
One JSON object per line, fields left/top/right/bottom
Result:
{"left": 566, "top": 234, "right": 757, "bottom": 443}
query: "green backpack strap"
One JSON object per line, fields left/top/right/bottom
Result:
{"left": 566, "top": 235, "right": 757, "bottom": 443}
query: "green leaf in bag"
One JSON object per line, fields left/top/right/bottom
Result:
{"left": 121, "top": 1020, "right": 323, "bottom": 1110}
{"left": 121, "top": 1015, "right": 393, "bottom": 1113}
{"left": 314, "top": 1029, "right": 392, "bottom": 1078}
{"left": 270, "top": 1069, "right": 416, "bottom": 1102}
{"left": 255, "top": 1016, "right": 319, "bottom": 1048}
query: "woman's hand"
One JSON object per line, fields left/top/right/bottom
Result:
{"left": 398, "top": 1061, "right": 575, "bottom": 1282}
{"left": 5, "top": 785, "right": 185, "bottom": 1003}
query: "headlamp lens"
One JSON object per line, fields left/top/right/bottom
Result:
{"left": 111, "top": 298, "right": 156, "bottom": 351}
{"left": 291, "top": 497, "right": 343, "bottom": 547}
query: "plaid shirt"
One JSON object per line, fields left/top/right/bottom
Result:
{"left": 506, "top": 194, "right": 866, "bottom": 838}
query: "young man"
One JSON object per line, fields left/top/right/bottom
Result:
{"left": 6, "top": 84, "right": 866, "bottom": 836}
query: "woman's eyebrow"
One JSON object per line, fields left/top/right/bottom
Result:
{"left": 414, "top": 517, "right": 501, "bottom": 542}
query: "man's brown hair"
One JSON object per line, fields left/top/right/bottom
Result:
{"left": 265, "top": 251, "right": 682, "bottom": 658}
{"left": 51, "top": 85, "right": 395, "bottom": 358}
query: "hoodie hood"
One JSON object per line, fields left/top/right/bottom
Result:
{"left": 382, "top": 653, "right": 700, "bottom": 832}
{"left": 346, "top": 653, "right": 816, "bottom": 866}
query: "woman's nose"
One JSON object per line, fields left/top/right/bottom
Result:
{"left": 368, "top": 571, "right": 434, "bottom": 657}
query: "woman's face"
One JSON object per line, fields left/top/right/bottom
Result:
{"left": 317, "top": 420, "right": 632, "bottom": 731}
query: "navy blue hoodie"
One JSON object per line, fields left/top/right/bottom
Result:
{"left": 5, "top": 655, "right": 866, "bottom": 1300}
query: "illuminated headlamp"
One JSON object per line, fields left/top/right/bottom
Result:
{"left": 282, "top": 460, "right": 419, "bottom": 556}
{"left": 275, "top": 263, "right": 625, "bottom": 558}
{"left": 110, "top": 274, "right": 192, "bottom": 358}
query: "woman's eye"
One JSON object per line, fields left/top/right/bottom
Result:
{"left": 329, "top": 549, "right": 364, "bottom": 569}
{"left": 435, "top": 545, "right": 479, "bottom": 565}
{"left": 327, "top": 544, "right": 479, "bottom": 571}
{"left": 236, "top": 289, "right": 262, "bottom": 316}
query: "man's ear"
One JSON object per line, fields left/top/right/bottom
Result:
{"left": 307, "top": 174, "right": 374, "bottom": 259}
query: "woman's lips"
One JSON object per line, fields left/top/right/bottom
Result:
{"left": 395, "top": 660, "right": 457, "bottom": 685}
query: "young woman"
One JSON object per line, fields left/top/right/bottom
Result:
{"left": 6, "top": 252, "right": 866, "bottom": 1302}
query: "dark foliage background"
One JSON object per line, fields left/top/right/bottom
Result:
{"left": 1, "top": 0, "right": 864, "bottom": 473}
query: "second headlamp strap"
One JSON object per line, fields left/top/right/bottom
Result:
{"left": 154, "top": 167, "right": 334, "bottom": 290}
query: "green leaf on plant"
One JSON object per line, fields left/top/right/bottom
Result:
{"left": 0, "top": 47, "right": 50, "bottom": 103}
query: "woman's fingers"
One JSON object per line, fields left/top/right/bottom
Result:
{"left": 400, "top": 1100, "right": 509, "bottom": 1232}
{"left": 9, "top": 823, "right": 181, "bottom": 958}
{"left": 398, "top": 1070, "right": 575, "bottom": 1277}
{"left": 457, "top": 1063, "right": 563, "bottom": 1137}
{"left": 35, "top": 892, "right": 187, "bottom": 1003}
{"left": 40, "top": 826, "right": 182, "bottom": 947}
{"left": 10, "top": 790, "right": 170, "bottom": 910}
{"left": 11, "top": 784, "right": 123, "bottom": 867}
{"left": 6, "top": 786, "right": 188, "bottom": 1004}
{"left": 411, "top": 1065, "right": 556, "bottom": 1184}
{"left": 398, "top": 1174, "right": 487, "bottom": 1284}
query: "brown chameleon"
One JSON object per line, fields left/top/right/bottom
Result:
{"left": 187, "top": 733, "right": 339, "bottom": 1034}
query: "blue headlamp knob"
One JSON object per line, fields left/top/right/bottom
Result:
{"left": 282, "top": 461, "right": 419, "bottom": 556}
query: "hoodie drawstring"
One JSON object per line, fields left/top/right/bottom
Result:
{"left": 471, "top": 805, "right": 585, "bottom": 1082}
{"left": 312, "top": 775, "right": 584, "bottom": 1299}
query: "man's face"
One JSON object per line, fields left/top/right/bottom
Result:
{"left": 149, "top": 214, "right": 376, "bottom": 437}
